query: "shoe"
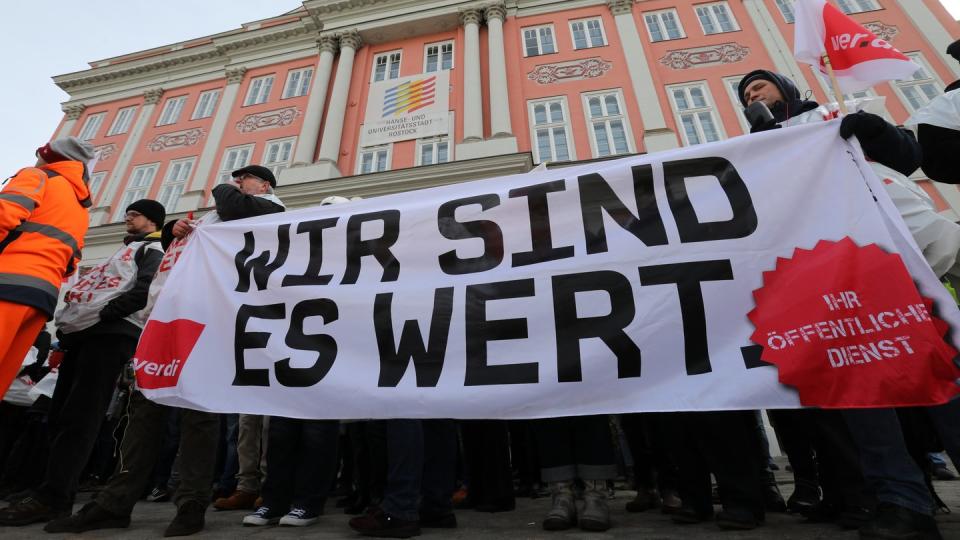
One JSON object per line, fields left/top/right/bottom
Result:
{"left": 147, "top": 486, "right": 171, "bottom": 503}
{"left": 717, "top": 507, "right": 762, "bottom": 530}
{"left": 787, "top": 482, "right": 820, "bottom": 514}
{"left": 349, "top": 506, "right": 421, "bottom": 538}
{"left": 542, "top": 482, "right": 577, "bottom": 531}
{"left": 0, "top": 495, "right": 65, "bottom": 526}
{"left": 660, "top": 491, "right": 682, "bottom": 514}
{"left": 764, "top": 484, "right": 788, "bottom": 513}
{"left": 164, "top": 500, "right": 206, "bottom": 537}
{"left": 671, "top": 505, "right": 713, "bottom": 524}
{"left": 625, "top": 488, "right": 661, "bottom": 513}
{"left": 279, "top": 507, "right": 320, "bottom": 526}
{"left": 860, "top": 503, "right": 942, "bottom": 540}
{"left": 4, "top": 488, "right": 32, "bottom": 504}
{"left": 419, "top": 511, "right": 457, "bottom": 528}
{"left": 213, "top": 489, "right": 258, "bottom": 511}
{"left": 932, "top": 465, "right": 956, "bottom": 481}
{"left": 243, "top": 505, "right": 284, "bottom": 526}
{"left": 580, "top": 482, "right": 611, "bottom": 532}
{"left": 43, "top": 501, "right": 130, "bottom": 533}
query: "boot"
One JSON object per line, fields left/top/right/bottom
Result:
{"left": 542, "top": 482, "right": 577, "bottom": 531}
{"left": 580, "top": 480, "right": 611, "bottom": 532}
{"left": 164, "top": 500, "right": 206, "bottom": 537}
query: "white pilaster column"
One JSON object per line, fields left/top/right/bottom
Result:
{"left": 606, "top": 0, "right": 677, "bottom": 152}
{"left": 742, "top": 0, "right": 811, "bottom": 93}
{"left": 316, "top": 31, "right": 362, "bottom": 174}
{"left": 292, "top": 35, "right": 338, "bottom": 166}
{"left": 896, "top": 0, "right": 960, "bottom": 79}
{"left": 461, "top": 9, "right": 484, "bottom": 142}
{"left": 175, "top": 67, "right": 247, "bottom": 212}
{"left": 485, "top": 4, "right": 512, "bottom": 138}
{"left": 54, "top": 104, "right": 86, "bottom": 139}
{"left": 91, "top": 88, "right": 163, "bottom": 226}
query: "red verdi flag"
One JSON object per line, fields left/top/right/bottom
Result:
{"left": 794, "top": 0, "right": 920, "bottom": 94}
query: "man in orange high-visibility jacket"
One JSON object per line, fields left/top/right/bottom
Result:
{"left": 0, "top": 136, "right": 94, "bottom": 395}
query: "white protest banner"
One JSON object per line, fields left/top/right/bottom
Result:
{"left": 360, "top": 71, "right": 449, "bottom": 147}
{"left": 136, "top": 121, "right": 960, "bottom": 419}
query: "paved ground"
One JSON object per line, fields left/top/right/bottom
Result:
{"left": 2, "top": 460, "right": 959, "bottom": 539}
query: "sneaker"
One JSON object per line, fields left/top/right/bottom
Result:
{"left": 279, "top": 507, "right": 320, "bottom": 527}
{"left": 542, "top": 482, "right": 577, "bottom": 531}
{"left": 147, "top": 486, "right": 171, "bottom": 502}
{"left": 860, "top": 502, "right": 942, "bottom": 540}
{"left": 349, "top": 506, "right": 420, "bottom": 538}
{"left": 44, "top": 501, "right": 130, "bottom": 533}
{"left": 243, "top": 505, "right": 284, "bottom": 526}
{"left": 164, "top": 500, "right": 206, "bottom": 537}
{"left": 213, "top": 490, "right": 258, "bottom": 511}
{"left": 0, "top": 495, "right": 65, "bottom": 526}
{"left": 580, "top": 482, "right": 611, "bottom": 532}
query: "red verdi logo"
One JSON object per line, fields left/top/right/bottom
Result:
{"left": 134, "top": 319, "right": 205, "bottom": 389}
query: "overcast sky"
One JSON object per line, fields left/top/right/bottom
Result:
{"left": 1, "top": 0, "right": 957, "bottom": 177}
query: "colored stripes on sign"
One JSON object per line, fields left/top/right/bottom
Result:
{"left": 382, "top": 76, "right": 437, "bottom": 117}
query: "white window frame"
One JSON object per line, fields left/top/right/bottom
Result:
{"left": 423, "top": 41, "right": 454, "bottom": 73}
{"left": 892, "top": 52, "right": 944, "bottom": 113}
{"left": 107, "top": 106, "right": 137, "bottom": 136}
{"left": 114, "top": 163, "right": 159, "bottom": 221}
{"left": 774, "top": 0, "right": 795, "bottom": 23}
{"left": 667, "top": 82, "right": 727, "bottom": 146}
{"left": 723, "top": 75, "right": 752, "bottom": 134}
{"left": 694, "top": 2, "right": 740, "bottom": 35}
{"left": 372, "top": 51, "right": 403, "bottom": 82}
{"left": 836, "top": 0, "right": 881, "bottom": 14}
{"left": 581, "top": 90, "right": 635, "bottom": 158}
{"left": 527, "top": 96, "right": 576, "bottom": 164}
{"left": 569, "top": 18, "right": 607, "bottom": 50}
{"left": 416, "top": 136, "right": 452, "bottom": 166}
{"left": 522, "top": 24, "right": 557, "bottom": 57}
{"left": 357, "top": 145, "right": 392, "bottom": 174}
{"left": 282, "top": 67, "right": 314, "bottom": 99}
{"left": 643, "top": 9, "right": 686, "bottom": 42}
{"left": 192, "top": 89, "right": 221, "bottom": 120}
{"left": 77, "top": 113, "right": 105, "bottom": 141}
{"left": 216, "top": 144, "right": 255, "bottom": 186}
{"left": 88, "top": 171, "right": 107, "bottom": 205}
{"left": 243, "top": 75, "right": 275, "bottom": 106}
{"left": 157, "top": 157, "right": 195, "bottom": 212}
{"left": 262, "top": 137, "right": 296, "bottom": 176}
{"left": 156, "top": 96, "right": 187, "bottom": 126}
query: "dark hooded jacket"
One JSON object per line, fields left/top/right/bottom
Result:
{"left": 738, "top": 69, "right": 921, "bottom": 176}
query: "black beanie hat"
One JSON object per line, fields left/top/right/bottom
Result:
{"left": 947, "top": 39, "right": 960, "bottom": 63}
{"left": 126, "top": 199, "right": 166, "bottom": 229}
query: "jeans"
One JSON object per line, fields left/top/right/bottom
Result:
{"left": 218, "top": 414, "right": 239, "bottom": 493}
{"left": 842, "top": 408, "right": 933, "bottom": 515}
{"left": 381, "top": 419, "right": 457, "bottom": 522}
{"left": 260, "top": 417, "right": 339, "bottom": 514}
{"left": 928, "top": 396, "right": 960, "bottom": 470}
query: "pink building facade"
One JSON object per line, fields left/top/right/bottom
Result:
{"left": 49, "top": 0, "right": 960, "bottom": 262}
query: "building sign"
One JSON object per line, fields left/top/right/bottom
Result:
{"left": 361, "top": 71, "right": 449, "bottom": 147}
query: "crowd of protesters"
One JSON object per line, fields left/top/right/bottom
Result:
{"left": 1, "top": 40, "right": 960, "bottom": 540}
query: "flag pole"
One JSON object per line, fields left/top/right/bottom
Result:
{"left": 821, "top": 54, "right": 848, "bottom": 115}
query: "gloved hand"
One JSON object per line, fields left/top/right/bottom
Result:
{"left": 749, "top": 120, "right": 781, "bottom": 134}
{"left": 839, "top": 111, "right": 887, "bottom": 141}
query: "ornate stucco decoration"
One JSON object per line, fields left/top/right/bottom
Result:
{"left": 62, "top": 103, "right": 87, "bottom": 120}
{"left": 527, "top": 57, "right": 613, "bottom": 84}
{"left": 659, "top": 43, "right": 750, "bottom": 70}
{"left": 93, "top": 144, "right": 116, "bottom": 161}
{"left": 863, "top": 22, "right": 899, "bottom": 42}
{"left": 235, "top": 107, "right": 302, "bottom": 133}
{"left": 146, "top": 128, "right": 206, "bottom": 151}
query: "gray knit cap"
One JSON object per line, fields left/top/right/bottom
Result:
{"left": 47, "top": 137, "right": 96, "bottom": 163}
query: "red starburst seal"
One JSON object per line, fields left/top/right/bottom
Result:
{"left": 748, "top": 237, "right": 960, "bottom": 408}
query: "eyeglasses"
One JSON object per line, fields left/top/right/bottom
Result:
{"left": 124, "top": 210, "right": 143, "bottom": 219}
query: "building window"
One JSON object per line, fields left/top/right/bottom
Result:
{"left": 156, "top": 96, "right": 187, "bottom": 126}
{"left": 358, "top": 146, "right": 391, "bottom": 174}
{"left": 217, "top": 144, "right": 254, "bottom": 185}
{"left": 244, "top": 75, "right": 275, "bottom": 106}
{"left": 528, "top": 98, "right": 573, "bottom": 164}
{"left": 88, "top": 171, "right": 107, "bottom": 204}
{"left": 583, "top": 91, "right": 633, "bottom": 157}
{"left": 774, "top": 0, "right": 795, "bottom": 23}
{"left": 894, "top": 53, "right": 942, "bottom": 112}
{"left": 523, "top": 25, "right": 556, "bottom": 57}
{"left": 373, "top": 52, "right": 402, "bottom": 82}
{"left": 115, "top": 164, "right": 159, "bottom": 221}
{"left": 723, "top": 76, "right": 753, "bottom": 133}
{"left": 570, "top": 18, "right": 606, "bottom": 49}
{"left": 282, "top": 67, "right": 314, "bottom": 99}
{"left": 668, "top": 83, "right": 724, "bottom": 146}
{"left": 695, "top": 2, "right": 740, "bottom": 35}
{"left": 107, "top": 106, "right": 137, "bottom": 136}
{"left": 836, "top": 0, "right": 881, "bottom": 14}
{"left": 644, "top": 10, "right": 685, "bottom": 42}
{"left": 263, "top": 138, "right": 295, "bottom": 176}
{"left": 77, "top": 113, "right": 105, "bottom": 141}
{"left": 157, "top": 158, "right": 194, "bottom": 212}
{"left": 192, "top": 89, "right": 221, "bottom": 119}
{"left": 417, "top": 137, "right": 451, "bottom": 165}
{"left": 424, "top": 42, "right": 454, "bottom": 73}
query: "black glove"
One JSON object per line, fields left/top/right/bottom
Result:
{"left": 839, "top": 111, "right": 886, "bottom": 141}
{"left": 749, "top": 120, "right": 781, "bottom": 134}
